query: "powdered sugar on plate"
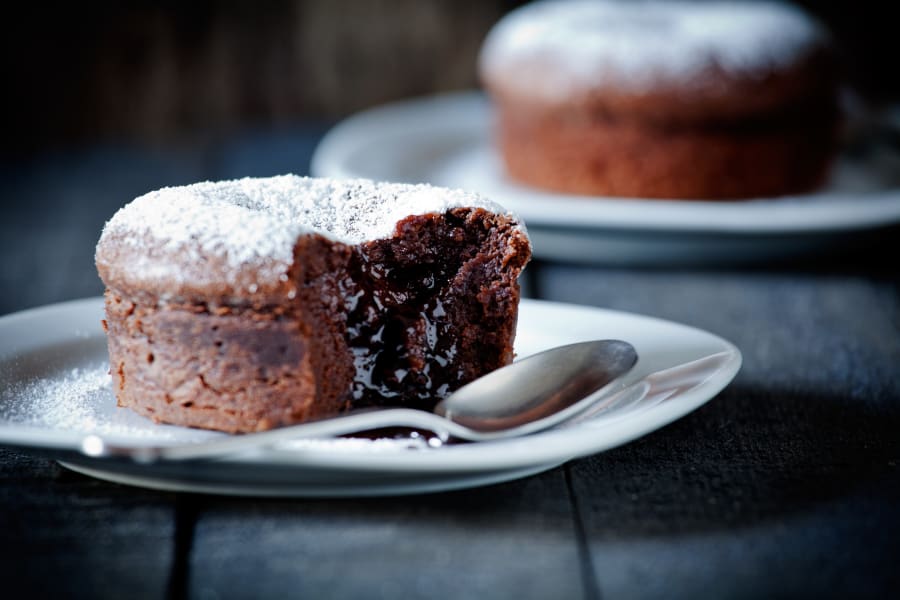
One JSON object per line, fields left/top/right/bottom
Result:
{"left": 0, "top": 362, "right": 191, "bottom": 440}
{"left": 0, "top": 362, "right": 224, "bottom": 442}
{"left": 0, "top": 360, "right": 433, "bottom": 452}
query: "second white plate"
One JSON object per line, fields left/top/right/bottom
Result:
{"left": 311, "top": 92, "right": 900, "bottom": 265}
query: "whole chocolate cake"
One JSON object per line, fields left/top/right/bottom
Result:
{"left": 479, "top": 0, "right": 839, "bottom": 200}
{"left": 95, "top": 175, "right": 531, "bottom": 433}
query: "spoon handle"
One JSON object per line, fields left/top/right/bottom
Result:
{"left": 79, "top": 408, "right": 489, "bottom": 463}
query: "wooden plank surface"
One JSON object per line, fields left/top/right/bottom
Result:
{"left": 187, "top": 470, "right": 584, "bottom": 599}
{"left": 0, "top": 450, "right": 180, "bottom": 598}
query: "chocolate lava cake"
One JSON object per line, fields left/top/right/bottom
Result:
{"left": 479, "top": 0, "right": 839, "bottom": 199}
{"left": 95, "top": 175, "right": 531, "bottom": 433}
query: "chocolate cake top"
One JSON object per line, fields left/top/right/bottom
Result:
{"left": 96, "top": 175, "right": 525, "bottom": 304}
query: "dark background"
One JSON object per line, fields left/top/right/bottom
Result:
{"left": 2, "top": 0, "right": 898, "bottom": 162}
{"left": 1, "top": 4, "right": 898, "bottom": 598}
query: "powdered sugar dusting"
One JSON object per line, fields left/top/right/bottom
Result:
{"left": 0, "top": 363, "right": 205, "bottom": 440}
{"left": 480, "top": 0, "right": 828, "bottom": 98}
{"left": 98, "top": 175, "right": 517, "bottom": 290}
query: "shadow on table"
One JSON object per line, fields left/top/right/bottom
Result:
{"left": 564, "top": 383, "right": 900, "bottom": 536}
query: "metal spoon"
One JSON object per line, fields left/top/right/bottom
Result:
{"left": 81, "top": 340, "right": 637, "bottom": 463}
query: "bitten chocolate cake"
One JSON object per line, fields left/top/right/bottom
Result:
{"left": 95, "top": 176, "right": 531, "bottom": 433}
{"left": 479, "top": 0, "right": 839, "bottom": 200}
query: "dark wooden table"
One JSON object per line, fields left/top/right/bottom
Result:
{"left": 1, "top": 128, "right": 898, "bottom": 599}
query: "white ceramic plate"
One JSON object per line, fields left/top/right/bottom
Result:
{"left": 0, "top": 298, "right": 740, "bottom": 496}
{"left": 311, "top": 92, "right": 900, "bottom": 265}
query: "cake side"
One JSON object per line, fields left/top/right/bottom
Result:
{"left": 102, "top": 293, "right": 338, "bottom": 433}
{"left": 494, "top": 99, "right": 838, "bottom": 199}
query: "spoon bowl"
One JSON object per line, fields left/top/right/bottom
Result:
{"left": 436, "top": 340, "right": 638, "bottom": 434}
{"left": 81, "top": 340, "right": 637, "bottom": 463}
